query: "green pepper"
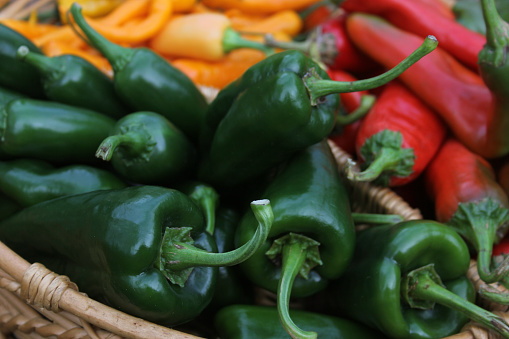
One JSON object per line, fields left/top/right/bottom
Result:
{"left": 214, "top": 305, "right": 390, "bottom": 339}
{"left": 0, "top": 86, "right": 25, "bottom": 107}
{"left": 15, "top": 45, "right": 129, "bottom": 119}
{"left": 234, "top": 140, "right": 355, "bottom": 339}
{"left": 69, "top": 4, "right": 208, "bottom": 142}
{"left": 0, "top": 158, "right": 126, "bottom": 207}
{"left": 0, "top": 23, "right": 45, "bottom": 98}
{"left": 0, "top": 185, "right": 274, "bottom": 326}
{"left": 325, "top": 220, "right": 509, "bottom": 339}
{"left": 197, "top": 36, "right": 438, "bottom": 192}
{"left": 0, "top": 192, "right": 21, "bottom": 221}
{"left": 95, "top": 111, "right": 196, "bottom": 185}
{"left": 0, "top": 98, "right": 115, "bottom": 164}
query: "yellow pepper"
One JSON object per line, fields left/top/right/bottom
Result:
{"left": 58, "top": 0, "right": 125, "bottom": 22}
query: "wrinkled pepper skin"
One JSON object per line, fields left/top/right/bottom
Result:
{"left": 326, "top": 220, "right": 476, "bottom": 339}
{"left": 198, "top": 50, "right": 339, "bottom": 191}
{"left": 235, "top": 140, "right": 354, "bottom": 297}
{"left": 70, "top": 4, "right": 209, "bottom": 142}
{"left": 214, "top": 305, "right": 390, "bottom": 339}
{"left": 0, "top": 23, "right": 45, "bottom": 98}
{"left": 0, "top": 98, "right": 115, "bottom": 164}
{"left": 16, "top": 47, "right": 129, "bottom": 119}
{"left": 0, "top": 158, "right": 126, "bottom": 207}
{"left": 0, "top": 185, "right": 217, "bottom": 326}
{"left": 95, "top": 111, "right": 197, "bottom": 185}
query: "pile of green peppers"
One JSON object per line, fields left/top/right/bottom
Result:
{"left": 3, "top": 3, "right": 509, "bottom": 339}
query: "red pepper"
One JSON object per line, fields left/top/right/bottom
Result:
{"left": 327, "top": 69, "right": 371, "bottom": 155}
{"left": 349, "top": 80, "right": 447, "bottom": 187}
{"left": 345, "top": 13, "right": 509, "bottom": 159}
{"left": 265, "top": 11, "right": 378, "bottom": 74}
{"left": 340, "top": 0, "right": 486, "bottom": 70}
{"left": 424, "top": 138, "right": 509, "bottom": 284}
{"left": 499, "top": 160, "right": 509, "bottom": 200}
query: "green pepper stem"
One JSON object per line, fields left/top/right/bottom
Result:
{"left": 351, "top": 212, "right": 403, "bottom": 225}
{"left": 303, "top": 35, "right": 438, "bottom": 105}
{"left": 404, "top": 265, "right": 509, "bottom": 338}
{"left": 276, "top": 234, "right": 320, "bottom": 339}
{"left": 69, "top": 3, "right": 134, "bottom": 72}
{"left": 335, "top": 94, "right": 376, "bottom": 126}
{"left": 187, "top": 184, "right": 220, "bottom": 235}
{"left": 480, "top": 0, "right": 509, "bottom": 67}
{"left": 347, "top": 148, "right": 414, "bottom": 183}
{"left": 164, "top": 199, "right": 273, "bottom": 271}
{"left": 95, "top": 131, "right": 154, "bottom": 162}
{"left": 222, "top": 27, "right": 275, "bottom": 56}
{"left": 478, "top": 283, "right": 509, "bottom": 305}
{"left": 447, "top": 198, "right": 509, "bottom": 283}
{"left": 16, "top": 46, "right": 60, "bottom": 80}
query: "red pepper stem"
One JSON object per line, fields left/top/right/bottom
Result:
{"left": 69, "top": 3, "right": 135, "bottom": 73}
{"left": 222, "top": 27, "right": 275, "bottom": 56}
{"left": 304, "top": 35, "right": 438, "bottom": 105}
{"left": 16, "top": 46, "right": 59, "bottom": 79}
{"left": 275, "top": 234, "right": 320, "bottom": 339}
{"left": 404, "top": 265, "right": 509, "bottom": 338}
{"left": 447, "top": 198, "right": 509, "bottom": 283}
{"left": 481, "top": 0, "right": 509, "bottom": 67}
{"left": 335, "top": 94, "right": 376, "bottom": 125}
{"left": 95, "top": 130, "right": 155, "bottom": 162}
{"left": 162, "top": 199, "right": 273, "bottom": 273}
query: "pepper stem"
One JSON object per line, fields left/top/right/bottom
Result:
{"left": 95, "top": 128, "right": 156, "bottom": 162}
{"left": 351, "top": 212, "right": 403, "bottom": 225}
{"left": 69, "top": 3, "right": 134, "bottom": 72}
{"left": 184, "top": 183, "right": 220, "bottom": 235}
{"left": 222, "top": 27, "right": 275, "bottom": 56}
{"left": 335, "top": 94, "right": 376, "bottom": 126}
{"left": 447, "top": 198, "right": 509, "bottom": 283}
{"left": 266, "top": 233, "right": 323, "bottom": 339}
{"left": 303, "top": 35, "right": 438, "bottom": 105}
{"left": 160, "top": 199, "right": 273, "bottom": 287}
{"left": 480, "top": 0, "right": 509, "bottom": 67}
{"left": 403, "top": 264, "right": 509, "bottom": 339}
{"left": 16, "top": 46, "right": 61, "bottom": 80}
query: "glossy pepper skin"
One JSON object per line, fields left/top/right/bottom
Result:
{"left": 0, "top": 185, "right": 217, "bottom": 326}
{"left": 95, "top": 111, "right": 197, "bottom": 186}
{"left": 69, "top": 4, "right": 209, "bottom": 142}
{"left": 214, "top": 305, "right": 390, "bottom": 339}
{"left": 349, "top": 81, "right": 447, "bottom": 187}
{"left": 424, "top": 138, "right": 509, "bottom": 284}
{"left": 326, "top": 220, "right": 495, "bottom": 339}
{"left": 340, "top": 0, "right": 485, "bottom": 70}
{"left": 0, "top": 23, "right": 45, "bottom": 98}
{"left": 345, "top": 13, "right": 508, "bottom": 159}
{"left": 0, "top": 192, "right": 21, "bottom": 221}
{"left": 0, "top": 98, "right": 115, "bottom": 164}
{"left": 0, "top": 158, "right": 126, "bottom": 207}
{"left": 0, "top": 86, "right": 24, "bottom": 107}
{"left": 15, "top": 46, "right": 129, "bottom": 119}
{"left": 235, "top": 140, "right": 355, "bottom": 339}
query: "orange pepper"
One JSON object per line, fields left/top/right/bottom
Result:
{"left": 41, "top": 39, "right": 113, "bottom": 77}
{"left": 58, "top": 0, "right": 126, "bottom": 22}
{"left": 94, "top": 0, "right": 150, "bottom": 26}
{"left": 0, "top": 19, "right": 60, "bottom": 40}
{"left": 77, "top": 0, "right": 173, "bottom": 44}
{"left": 224, "top": 9, "right": 268, "bottom": 30}
{"left": 171, "top": 49, "right": 265, "bottom": 88}
{"left": 238, "top": 10, "right": 303, "bottom": 36}
{"left": 149, "top": 12, "right": 272, "bottom": 61}
{"left": 199, "top": 0, "right": 323, "bottom": 14}
{"left": 171, "top": 0, "right": 197, "bottom": 13}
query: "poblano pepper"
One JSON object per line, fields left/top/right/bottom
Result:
{"left": 0, "top": 23, "right": 45, "bottom": 98}
{"left": 234, "top": 140, "right": 355, "bottom": 339}
{"left": 214, "top": 305, "right": 390, "bottom": 339}
{"left": 0, "top": 185, "right": 273, "bottom": 326}
{"left": 0, "top": 86, "right": 24, "bottom": 107}
{"left": 69, "top": 3, "right": 208, "bottom": 142}
{"left": 197, "top": 35, "right": 438, "bottom": 191}
{"left": 0, "top": 98, "right": 115, "bottom": 164}
{"left": 0, "top": 158, "right": 126, "bottom": 207}
{"left": 95, "top": 111, "right": 196, "bottom": 186}
{"left": 0, "top": 192, "right": 20, "bottom": 221}
{"left": 15, "top": 45, "right": 129, "bottom": 119}
{"left": 325, "top": 220, "right": 509, "bottom": 339}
